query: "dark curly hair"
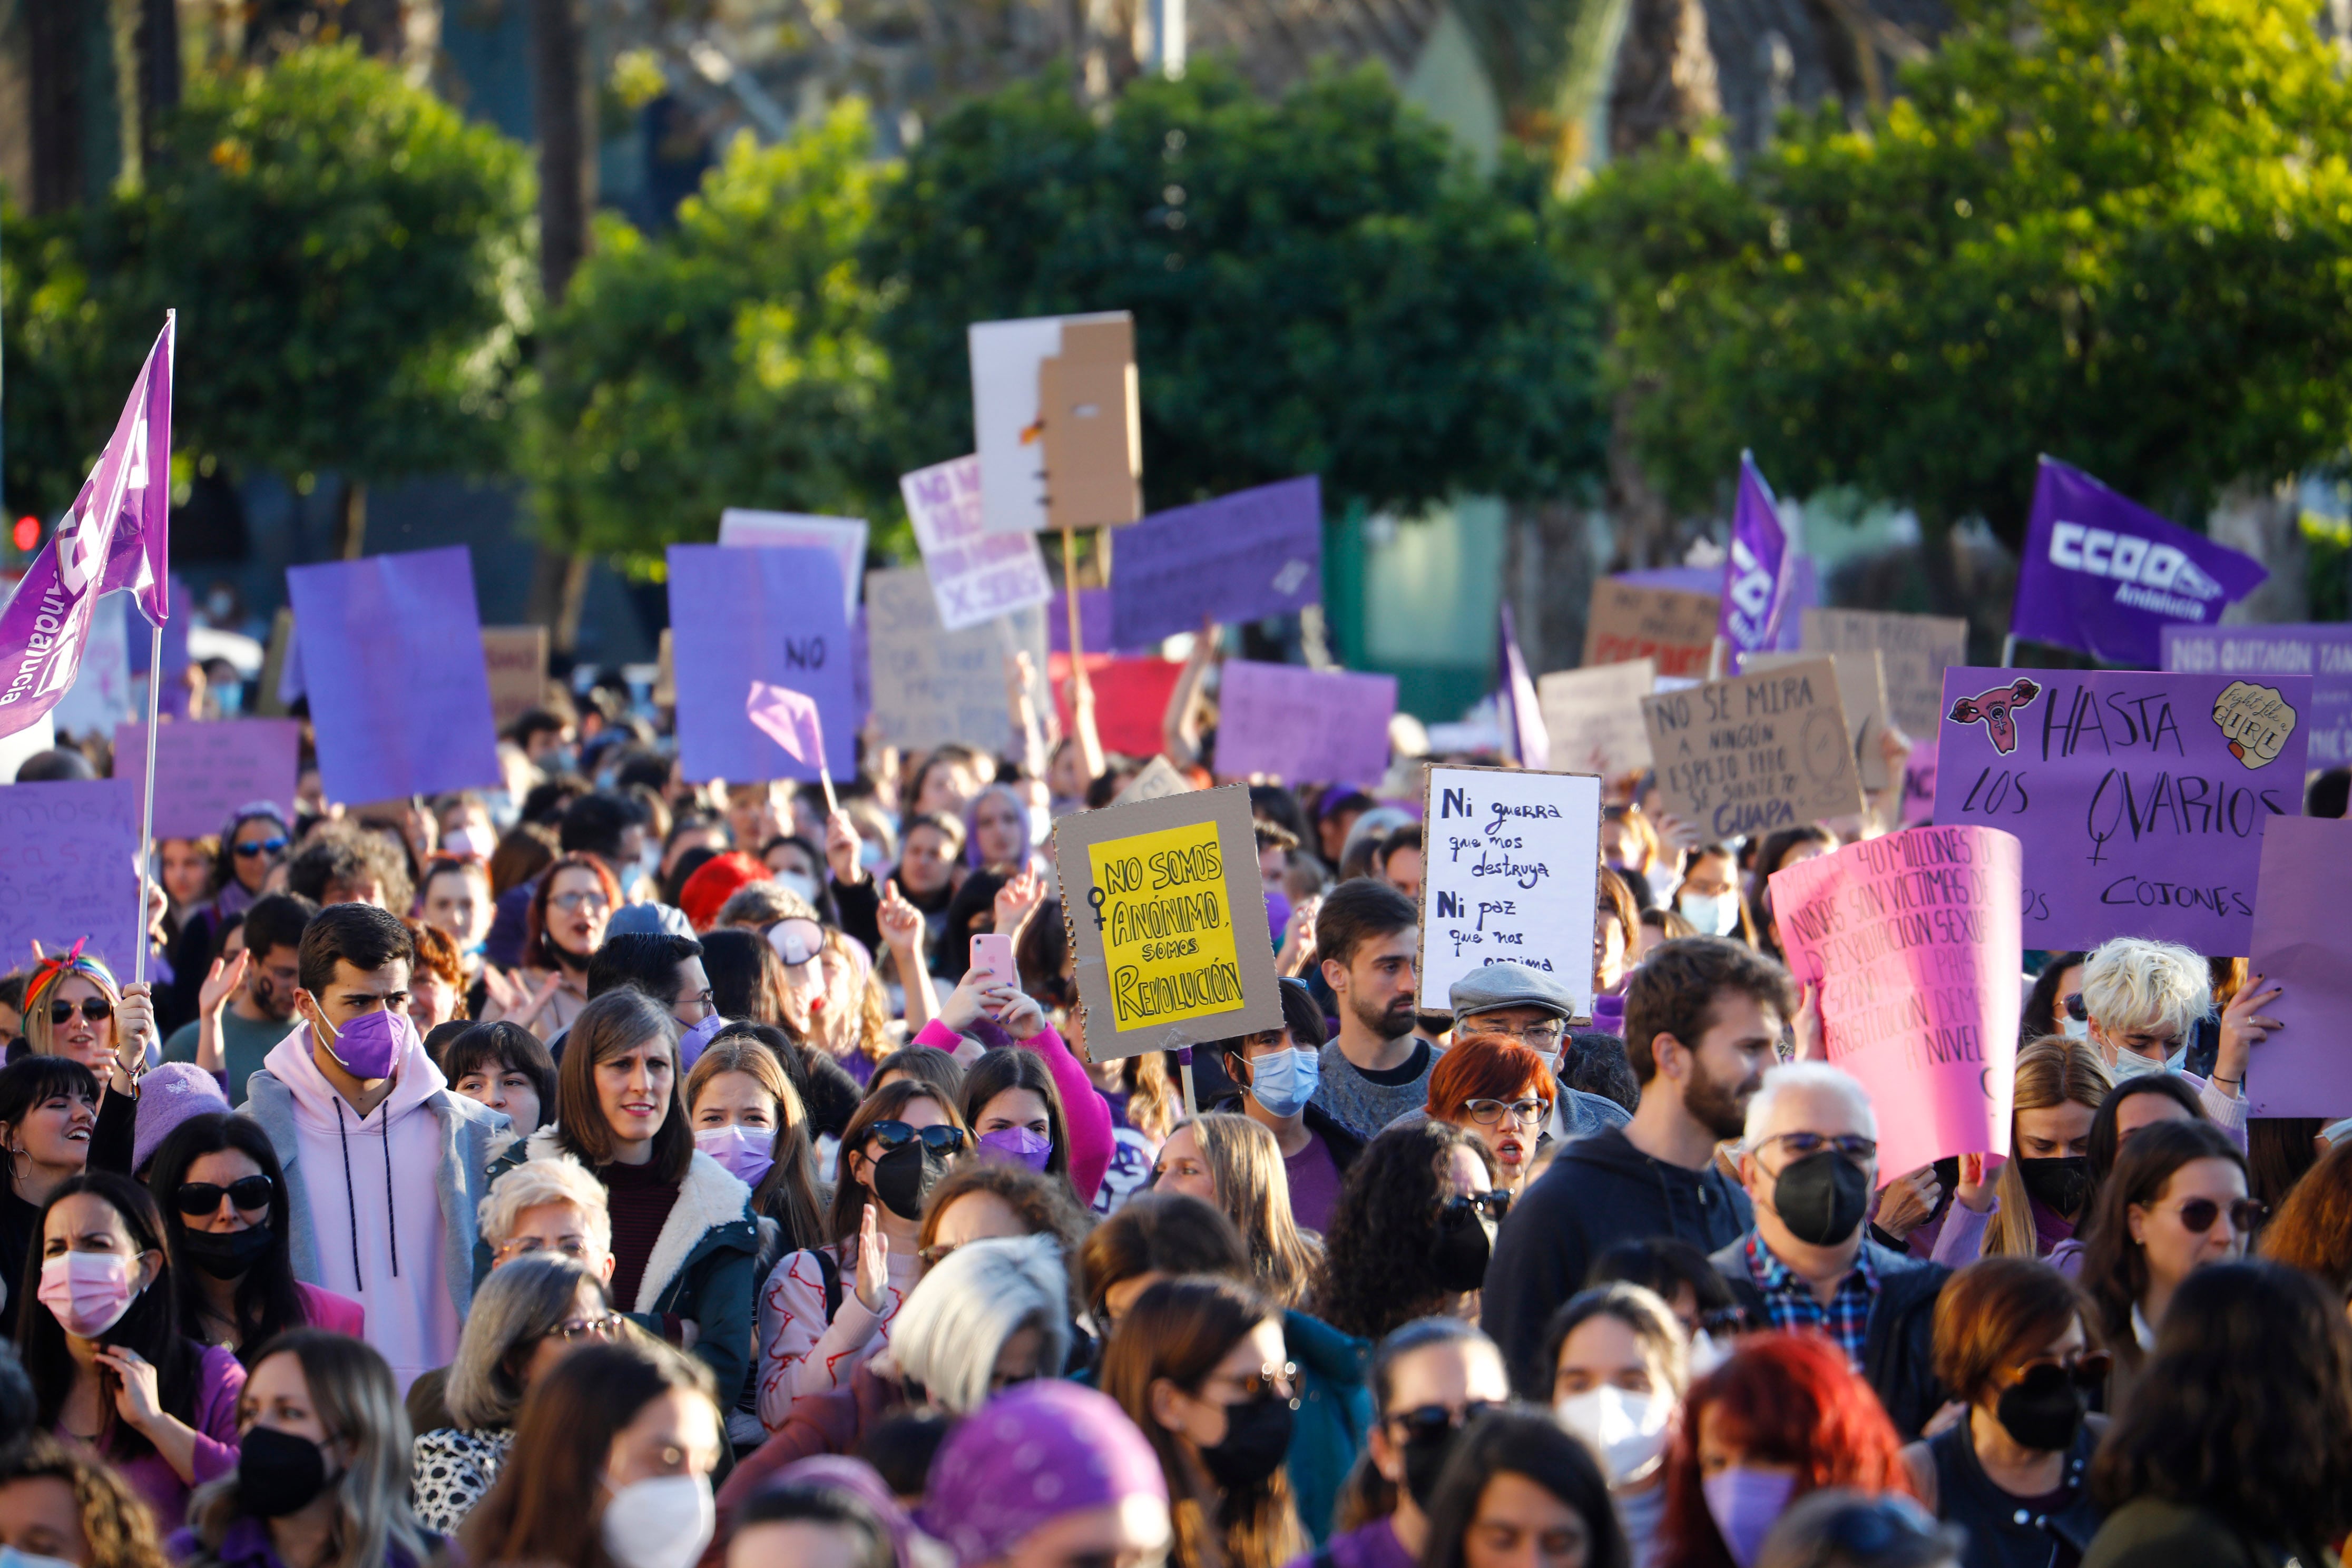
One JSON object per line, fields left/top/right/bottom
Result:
{"left": 1309, "top": 1121, "right": 1497, "bottom": 1341}
{"left": 2090, "top": 1260, "right": 2352, "bottom": 1554}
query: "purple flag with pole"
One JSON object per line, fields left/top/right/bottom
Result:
{"left": 2011, "top": 456, "right": 2267, "bottom": 667}
{"left": 746, "top": 681, "right": 827, "bottom": 772}
{"left": 1718, "top": 452, "right": 1792, "bottom": 657}
{"left": 0, "top": 316, "right": 174, "bottom": 739}
{"left": 1496, "top": 602, "right": 1549, "bottom": 770}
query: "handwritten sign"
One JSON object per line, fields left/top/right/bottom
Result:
{"left": 1901, "top": 741, "right": 1938, "bottom": 826}
{"left": 1415, "top": 765, "right": 1602, "bottom": 1018}
{"left": 1054, "top": 784, "right": 1281, "bottom": 1060}
{"left": 1583, "top": 582, "right": 1718, "bottom": 678}
{"left": 1768, "top": 825, "right": 2025, "bottom": 1174}
{"left": 1112, "top": 756, "right": 1192, "bottom": 806}
{"left": 2163, "top": 623, "right": 2352, "bottom": 768}
{"left": 1536, "top": 660, "right": 1657, "bottom": 778}
{"left": 1742, "top": 649, "right": 1893, "bottom": 791}
{"left": 1109, "top": 478, "right": 1322, "bottom": 648}
{"left": 1213, "top": 661, "right": 1396, "bottom": 787}
{"left": 2247, "top": 816, "right": 2352, "bottom": 1118}
{"left": 481, "top": 627, "right": 550, "bottom": 732}
{"left": 1802, "top": 609, "right": 1969, "bottom": 742}
{"left": 668, "top": 545, "right": 857, "bottom": 785}
{"left": 900, "top": 456, "right": 1054, "bottom": 632}
{"left": 0, "top": 779, "right": 140, "bottom": 974}
{"left": 717, "top": 511, "right": 868, "bottom": 622}
{"left": 1639, "top": 660, "right": 1864, "bottom": 841}
{"left": 863, "top": 567, "right": 1047, "bottom": 753}
{"left": 1931, "top": 666, "right": 2310, "bottom": 953}
{"left": 113, "top": 720, "right": 301, "bottom": 840}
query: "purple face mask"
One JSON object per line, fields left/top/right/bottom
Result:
{"left": 319, "top": 1006, "right": 415, "bottom": 1081}
{"left": 977, "top": 1127, "right": 1053, "bottom": 1172}
{"left": 678, "top": 1012, "right": 728, "bottom": 1071}
{"left": 695, "top": 1125, "right": 776, "bottom": 1188}
{"left": 1702, "top": 1467, "right": 1797, "bottom": 1568}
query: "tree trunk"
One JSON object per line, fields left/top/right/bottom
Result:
{"left": 526, "top": 548, "right": 593, "bottom": 655}
{"left": 1609, "top": 0, "right": 1721, "bottom": 156}
{"left": 2210, "top": 476, "right": 2308, "bottom": 625}
{"left": 1508, "top": 499, "right": 1597, "bottom": 678}
{"left": 532, "top": 0, "right": 593, "bottom": 303}
{"left": 333, "top": 478, "right": 367, "bottom": 560}
{"left": 28, "top": 0, "right": 83, "bottom": 215}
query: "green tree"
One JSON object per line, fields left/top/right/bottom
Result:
{"left": 1573, "top": 0, "right": 2352, "bottom": 581}
{"left": 527, "top": 104, "right": 894, "bottom": 571}
{"left": 1, "top": 203, "right": 115, "bottom": 523}
{"left": 868, "top": 61, "right": 1608, "bottom": 518}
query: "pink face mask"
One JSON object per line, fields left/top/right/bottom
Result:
{"left": 38, "top": 1251, "right": 140, "bottom": 1338}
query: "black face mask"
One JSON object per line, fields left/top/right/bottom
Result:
{"left": 870, "top": 1142, "right": 948, "bottom": 1222}
{"left": 238, "top": 1424, "right": 332, "bottom": 1518}
{"left": 179, "top": 1223, "right": 274, "bottom": 1280}
{"left": 1429, "top": 1201, "right": 1496, "bottom": 1294}
{"left": 1399, "top": 1423, "right": 1459, "bottom": 1510}
{"left": 1198, "top": 1394, "right": 1294, "bottom": 1493}
{"left": 1772, "top": 1150, "right": 1871, "bottom": 1247}
{"left": 1994, "top": 1375, "right": 2087, "bottom": 1453}
{"left": 2016, "top": 1155, "right": 2093, "bottom": 1220}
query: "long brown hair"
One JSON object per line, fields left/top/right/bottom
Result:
{"left": 2262, "top": 1136, "right": 2352, "bottom": 1300}
{"left": 554, "top": 988, "right": 692, "bottom": 1183}
{"left": 825, "top": 1079, "right": 967, "bottom": 1246}
{"left": 1100, "top": 1275, "right": 1306, "bottom": 1568}
{"left": 2076, "top": 1118, "right": 2246, "bottom": 1370}
{"left": 1182, "top": 1113, "right": 1321, "bottom": 1308}
{"left": 0, "top": 1434, "right": 166, "bottom": 1568}
{"left": 1986, "top": 1036, "right": 2111, "bottom": 1258}
{"left": 684, "top": 1038, "right": 827, "bottom": 1251}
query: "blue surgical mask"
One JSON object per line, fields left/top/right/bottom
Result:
{"left": 2059, "top": 1014, "right": 2089, "bottom": 1040}
{"left": 2108, "top": 1046, "right": 2170, "bottom": 1082}
{"left": 1679, "top": 890, "right": 1741, "bottom": 937}
{"left": 1247, "top": 1047, "right": 1319, "bottom": 1119}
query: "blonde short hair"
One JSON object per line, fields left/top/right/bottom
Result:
{"left": 2080, "top": 937, "right": 2210, "bottom": 1043}
{"left": 477, "top": 1155, "right": 613, "bottom": 1265}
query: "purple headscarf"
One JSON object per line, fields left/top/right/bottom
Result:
{"left": 918, "top": 1383, "right": 1167, "bottom": 1568}
{"left": 766, "top": 1456, "right": 925, "bottom": 1568}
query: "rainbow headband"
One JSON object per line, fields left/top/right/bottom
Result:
{"left": 24, "top": 940, "right": 121, "bottom": 1013}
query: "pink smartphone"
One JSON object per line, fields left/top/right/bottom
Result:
{"left": 969, "top": 934, "right": 1018, "bottom": 988}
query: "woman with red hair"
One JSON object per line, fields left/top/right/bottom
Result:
{"left": 484, "top": 852, "right": 622, "bottom": 1041}
{"left": 1426, "top": 1037, "right": 1555, "bottom": 1193}
{"left": 1658, "top": 1331, "right": 1912, "bottom": 1568}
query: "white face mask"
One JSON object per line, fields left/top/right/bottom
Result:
{"left": 2058, "top": 1014, "right": 2089, "bottom": 1040}
{"left": 1678, "top": 891, "right": 1741, "bottom": 937}
{"left": 1554, "top": 1385, "right": 1677, "bottom": 1487}
{"left": 601, "top": 1474, "right": 713, "bottom": 1568}
{"left": 775, "top": 870, "right": 822, "bottom": 907}
{"left": 1687, "top": 1328, "right": 1730, "bottom": 1379}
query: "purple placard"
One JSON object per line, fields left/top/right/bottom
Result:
{"left": 2163, "top": 623, "right": 2352, "bottom": 768}
{"left": 0, "top": 779, "right": 141, "bottom": 974}
{"left": 1932, "top": 665, "right": 2309, "bottom": 953}
{"left": 2247, "top": 815, "right": 2352, "bottom": 1117}
{"left": 1213, "top": 660, "right": 1395, "bottom": 786}
{"left": 668, "top": 545, "right": 856, "bottom": 784}
{"left": 1612, "top": 566, "right": 1720, "bottom": 595}
{"left": 285, "top": 546, "right": 503, "bottom": 805}
{"left": 1110, "top": 477, "right": 1323, "bottom": 648}
{"left": 113, "top": 719, "right": 301, "bottom": 840}
{"left": 1048, "top": 589, "right": 1113, "bottom": 655}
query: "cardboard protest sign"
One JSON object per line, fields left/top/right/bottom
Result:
{"left": 1416, "top": 765, "right": 1603, "bottom": 1018}
{"left": 1932, "top": 666, "right": 2309, "bottom": 953}
{"left": 1901, "top": 741, "right": 1938, "bottom": 826}
{"left": 864, "top": 566, "right": 1048, "bottom": 753}
{"left": 481, "top": 626, "right": 551, "bottom": 732}
{"left": 2164, "top": 623, "right": 2352, "bottom": 768}
{"left": 1051, "top": 655, "right": 1182, "bottom": 760}
{"left": 900, "top": 456, "right": 1053, "bottom": 632}
{"left": 1109, "top": 478, "right": 1322, "bottom": 648}
{"left": 50, "top": 599, "right": 134, "bottom": 740}
{"left": 1583, "top": 581, "right": 1718, "bottom": 678}
{"left": 1214, "top": 661, "right": 1396, "bottom": 786}
{"left": 286, "top": 547, "right": 502, "bottom": 803}
{"left": 2247, "top": 816, "right": 2352, "bottom": 1118}
{"left": 0, "top": 779, "right": 141, "bottom": 974}
{"left": 969, "top": 312, "right": 1141, "bottom": 535}
{"left": 1769, "top": 825, "right": 2025, "bottom": 1174}
{"left": 1742, "top": 649, "right": 1893, "bottom": 790}
{"left": 1112, "top": 755, "right": 1192, "bottom": 806}
{"left": 668, "top": 545, "right": 856, "bottom": 785}
{"left": 1801, "top": 609, "right": 1969, "bottom": 742}
{"left": 113, "top": 720, "right": 301, "bottom": 840}
{"left": 1639, "top": 661, "right": 1865, "bottom": 841}
{"left": 1537, "top": 660, "right": 1657, "bottom": 778}
{"left": 717, "top": 511, "right": 868, "bottom": 622}
{"left": 1053, "top": 783, "right": 1281, "bottom": 1060}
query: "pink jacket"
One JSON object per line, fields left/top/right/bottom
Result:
{"left": 912, "top": 1018, "right": 1113, "bottom": 1204}
{"left": 296, "top": 1282, "right": 365, "bottom": 1338}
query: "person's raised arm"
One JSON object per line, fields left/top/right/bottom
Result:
{"left": 877, "top": 881, "right": 938, "bottom": 1033}
{"left": 1161, "top": 617, "right": 1220, "bottom": 770}
{"left": 191, "top": 951, "right": 249, "bottom": 1076}
{"left": 1007, "top": 651, "right": 1053, "bottom": 798}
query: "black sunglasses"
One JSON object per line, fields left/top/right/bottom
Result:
{"left": 232, "top": 837, "right": 289, "bottom": 859}
{"left": 2171, "top": 1195, "right": 2267, "bottom": 1235}
{"left": 1388, "top": 1400, "right": 1500, "bottom": 1442}
{"left": 868, "top": 1120, "right": 966, "bottom": 1155}
{"left": 2062, "top": 992, "right": 2088, "bottom": 1022}
{"left": 175, "top": 1175, "right": 275, "bottom": 1216}
{"left": 2008, "top": 1351, "right": 2112, "bottom": 1398}
{"left": 49, "top": 998, "right": 113, "bottom": 1026}
{"left": 1442, "top": 1191, "right": 1512, "bottom": 1222}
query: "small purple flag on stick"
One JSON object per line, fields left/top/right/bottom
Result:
{"left": 747, "top": 681, "right": 836, "bottom": 812}
{"left": 1718, "top": 452, "right": 1792, "bottom": 658}
{"left": 1496, "top": 602, "right": 1550, "bottom": 770}
{"left": 2011, "top": 456, "right": 2268, "bottom": 667}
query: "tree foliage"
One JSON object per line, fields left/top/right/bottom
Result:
{"left": 1573, "top": 0, "right": 2352, "bottom": 546}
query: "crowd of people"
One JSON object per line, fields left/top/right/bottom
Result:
{"left": 0, "top": 663, "right": 2346, "bottom": 1568}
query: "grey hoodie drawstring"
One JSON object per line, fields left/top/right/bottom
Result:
{"left": 333, "top": 1099, "right": 400, "bottom": 1288}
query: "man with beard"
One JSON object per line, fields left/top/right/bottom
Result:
{"left": 162, "top": 891, "right": 319, "bottom": 1105}
{"left": 1309, "top": 878, "right": 1438, "bottom": 1141}
{"left": 1482, "top": 935, "right": 1799, "bottom": 1396}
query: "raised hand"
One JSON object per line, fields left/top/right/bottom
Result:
{"left": 854, "top": 1202, "right": 891, "bottom": 1308}
{"left": 984, "top": 982, "right": 1046, "bottom": 1042}
{"left": 199, "top": 951, "right": 251, "bottom": 1020}
{"left": 1953, "top": 1152, "right": 1994, "bottom": 1214}
{"left": 825, "top": 808, "right": 867, "bottom": 887}
{"left": 2214, "top": 972, "right": 2284, "bottom": 1093}
{"left": 993, "top": 870, "right": 1046, "bottom": 944}
{"left": 1790, "top": 981, "right": 1827, "bottom": 1062}
{"left": 876, "top": 881, "right": 926, "bottom": 955}
{"left": 1872, "top": 1164, "right": 1943, "bottom": 1241}
{"left": 114, "top": 984, "right": 156, "bottom": 1068}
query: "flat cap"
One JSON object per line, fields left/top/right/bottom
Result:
{"left": 1448, "top": 961, "right": 1579, "bottom": 1022}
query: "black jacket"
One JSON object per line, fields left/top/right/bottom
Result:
{"left": 1709, "top": 1233, "right": 1950, "bottom": 1439}
{"left": 1482, "top": 1126, "right": 1753, "bottom": 1396}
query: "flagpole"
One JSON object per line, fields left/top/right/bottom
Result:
{"left": 817, "top": 758, "right": 839, "bottom": 818}
{"left": 2001, "top": 634, "right": 2017, "bottom": 668}
{"left": 133, "top": 621, "right": 162, "bottom": 987}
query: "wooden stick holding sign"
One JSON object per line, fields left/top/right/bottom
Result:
{"left": 1416, "top": 765, "right": 1605, "bottom": 1021}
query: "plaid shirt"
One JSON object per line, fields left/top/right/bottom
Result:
{"left": 1743, "top": 1232, "right": 1879, "bottom": 1373}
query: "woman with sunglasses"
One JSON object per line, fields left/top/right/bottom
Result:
{"left": 1896, "top": 1259, "right": 2108, "bottom": 1568}
{"left": 0, "top": 1055, "right": 97, "bottom": 1339}
{"left": 148, "top": 1113, "right": 364, "bottom": 1362}
{"left": 2074, "top": 1118, "right": 2251, "bottom": 1409}
{"left": 488, "top": 852, "right": 619, "bottom": 1041}
{"left": 1307, "top": 1318, "right": 1511, "bottom": 1568}
{"left": 412, "top": 1254, "right": 623, "bottom": 1533}
{"left": 1427, "top": 1039, "right": 1556, "bottom": 1196}
{"left": 1312, "top": 1122, "right": 1505, "bottom": 1344}
{"left": 23, "top": 948, "right": 158, "bottom": 1175}
{"left": 165, "top": 806, "right": 291, "bottom": 1030}
{"left": 756, "top": 1080, "right": 968, "bottom": 1425}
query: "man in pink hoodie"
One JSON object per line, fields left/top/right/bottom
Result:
{"left": 243, "top": 904, "right": 509, "bottom": 1391}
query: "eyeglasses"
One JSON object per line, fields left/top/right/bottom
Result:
{"left": 1462, "top": 1097, "right": 1551, "bottom": 1128}
{"left": 1206, "top": 1361, "right": 1298, "bottom": 1402}
{"left": 675, "top": 989, "right": 717, "bottom": 1015}
{"left": 2166, "top": 1196, "right": 2267, "bottom": 1235}
{"left": 549, "top": 890, "right": 612, "bottom": 914}
{"left": 867, "top": 1121, "right": 966, "bottom": 1155}
{"left": 49, "top": 998, "right": 113, "bottom": 1026}
{"left": 1458, "top": 1018, "right": 1566, "bottom": 1049}
{"left": 1442, "top": 1191, "right": 1512, "bottom": 1223}
{"left": 1388, "top": 1400, "right": 1501, "bottom": 1443}
{"left": 549, "top": 1314, "right": 624, "bottom": 1343}
{"left": 2003, "top": 1350, "right": 2112, "bottom": 1398}
{"left": 175, "top": 1175, "right": 274, "bottom": 1216}
{"left": 1697, "top": 1305, "right": 1749, "bottom": 1338}
{"left": 494, "top": 1235, "right": 593, "bottom": 1261}
{"left": 1755, "top": 1131, "right": 1877, "bottom": 1163}
{"left": 232, "top": 837, "right": 289, "bottom": 859}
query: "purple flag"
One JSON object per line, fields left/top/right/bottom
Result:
{"left": 2012, "top": 457, "right": 2267, "bottom": 666}
{"left": 747, "top": 681, "right": 826, "bottom": 771}
{"left": 1718, "top": 452, "right": 1792, "bottom": 656}
{"left": 0, "top": 317, "right": 174, "bottom": 739}
{"left": 1496, "top": 602, "right": 1550, "bottom": 770}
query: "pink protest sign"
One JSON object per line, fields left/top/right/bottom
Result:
{"left": 1768, "top": 825, "right": 2024, "bottom": 1174}
{"left": 2247, "top": 815, "right": 2352, "bottom": 1119}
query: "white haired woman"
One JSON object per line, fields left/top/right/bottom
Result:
{"left": 2077, "top": 937, "right": 2272, "bottom": 1152}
